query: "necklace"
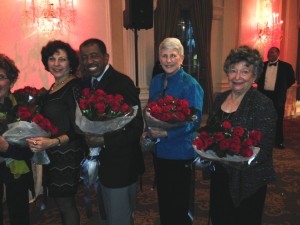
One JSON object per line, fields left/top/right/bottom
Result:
{"left": 50, "top": 75, "right": 71, "bottom": 91}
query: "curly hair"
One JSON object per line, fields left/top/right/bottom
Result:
{"left": 223, "top": 45, "right": 264, "bottom": 78}
{"left": 0, "top": 53, "right": 19, "bottom": 83}
{"left": 41, "top": 40, "right": 79, "bottom": 75}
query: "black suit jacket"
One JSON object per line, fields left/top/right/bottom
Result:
{"left": 256, "top": 60, "right": 295, "bottom": 107}
{"left": 81, "top": 65, "right": 145, "bottom": 188}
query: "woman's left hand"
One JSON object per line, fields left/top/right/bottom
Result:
{"left": 27, "top": 137, "right": 54, "bottom": 152}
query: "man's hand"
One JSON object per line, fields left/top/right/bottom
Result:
{"left": 85, "top": 134, "right": 104, "bottom": 147}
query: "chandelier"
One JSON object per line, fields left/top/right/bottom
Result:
{"left": 24, "top": 0, "right": 76, "bottom": 34}
{"left": 256, "top": 0, "right": 283, "bottom": 46}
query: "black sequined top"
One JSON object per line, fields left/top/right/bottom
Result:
{"left": 206, "top": 87, "right": 277, "bottom": 206}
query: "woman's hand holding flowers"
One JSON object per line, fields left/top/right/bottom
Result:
{"left": 148, "top": 127, "right": 168, "bottom": 139}
{"left": 27, "top": 137, "right": 59, "bottom": 152}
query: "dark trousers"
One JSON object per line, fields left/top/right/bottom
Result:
{"left": 210, "top": 166, "right": 267, "bottom": 225}
{"left": 261, "top": 90, "right": 285, "bottom": 145}
{"left": 156, "top": 158, "right": 193, "bottom": 225}
{"left": 5, "top": 176, "right": 30, "bottom": 225}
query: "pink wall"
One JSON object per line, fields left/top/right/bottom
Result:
{"left": 0, "top": 0, "right": 111, "bottom": 91}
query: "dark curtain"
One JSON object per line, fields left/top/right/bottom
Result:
{"left": 154, "top": 0, "right": 181, "bottom": 60}
{"left": 154, "top": 0, "right": 214, "bottom": 113}
{"left": 190, "top": 0, "right": 213, "bottom": 113}
{"left": 296, "top": 28, "right": 300, "bottom": 99}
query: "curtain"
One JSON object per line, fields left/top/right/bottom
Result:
{"left": 154, "top": 0, "right": 181, "bottom": 60}
{"left": 190, "top": 0, "right": 213, "bottom": 113}
{"left": 296, "top": 28, "right": 300, "bottom": 100}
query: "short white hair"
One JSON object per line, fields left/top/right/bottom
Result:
{"left": 159, "top": 38, "right": 184, "bottom": 56}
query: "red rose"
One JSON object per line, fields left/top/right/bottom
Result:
{"left": 164, "top": 96, "right": 174, "bottom": 104}
{"left": 214, "top": 132, "right": 225, "bottom": 141}
{"left": 242, "top": 138, "right": 253, "bottom": 147}
{"left": 222, "top": 120, "right": 232, "bottom": 130}
{"left": 82, "top": 88, "right": 91, "bottom": 97}
{"left": 240, "top": 147, "right": 253, "bottom": 157}
{"left": 161, "top": 113, "right": 172, "bottom": 121}
{"left": 219, "top": 139, "right": 231, "bottom": 151}
{"left": 17, "top": 106, "right": 33, "bottom": 121}
{"left": 114, "top": 94, "right": 124, "bottom": 102}
{"left": 249, "top": 130, "right": 262, "bottom": 144}
{"left": 173, "top": 112, "right": 186, "bottom": 121}
{"left": 121, "top": 103, "right": 130, "bottom": 113}
{"left": 232, "top": 126, "right": 245, "bottom": 136}
{"left": 199, "top": 132, "right": 214, "bottom": 146}
{"left": 95, "top": 102, "right": 106, "bottom": 114}
{"left": 230, "top": 142, "right": 241, "bottom": 154}
{"left": 94, "top": 89, "right": 106, "bottom": 97}
{"left": 79, "top": 99, "right": 90, "bottom": 110}
{"left": 157, "top": 98, "right": 164, "bottom": 106}
{"left": 193, "top": 136, "right": 208, "bottom": 150}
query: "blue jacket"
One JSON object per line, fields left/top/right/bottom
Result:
{"left": 149, "top": 68, "right": 204, "bottom": 160}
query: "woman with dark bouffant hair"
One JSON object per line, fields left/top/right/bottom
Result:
{"left": 0, "top": 53, "right": 34, "bottom": 225}
{"left": 204, "top": 46, "right": 277, "bottom": 225}
{"left": 27, "top": 40, "right": 87, "bottom": 225}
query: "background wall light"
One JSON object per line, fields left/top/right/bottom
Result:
{"left": 256, "top": 0, "right": 283, "bottom": 46}
{"left": 25, "top": 0, "right": 76, "bottom": 34}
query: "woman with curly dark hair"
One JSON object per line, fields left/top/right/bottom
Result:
{"left": 204, "top": 46, "right": 277, "bottom": 225}
{"left": 27, "top": 40, "right": 87, "bottom": 225}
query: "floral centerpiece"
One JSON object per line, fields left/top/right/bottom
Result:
{"left": 76, "top": 88, "right": 138, "bottom": 186}
{"left": 144, "top": 95, "right": 197, "bottom": 130}
{"left": 193, "top": 120, "right": 261, "bottom": 167}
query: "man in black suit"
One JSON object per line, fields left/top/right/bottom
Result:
{"left": 256, "top": 46, "right": 295, "bottom": 149}
{"left": 79, "top": 38, "right": 145, "bottom": 225}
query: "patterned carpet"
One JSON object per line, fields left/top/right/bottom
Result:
{"left": 3, "top": 117, "right": 300, "bottom": 225}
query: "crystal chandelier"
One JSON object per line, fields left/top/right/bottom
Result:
{"left": 24, "top": 0, "right": 76, "bottom": 34}
{"left": 256, "top": 0, "right": 283, "bottom": 46}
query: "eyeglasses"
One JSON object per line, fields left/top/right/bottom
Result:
{"left": 0, "top": 74, "right": 9, "bottom": 80}
{"left": 228, "top": 69, "right": 251, "bottom": 76}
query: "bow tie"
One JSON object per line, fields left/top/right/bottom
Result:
{"left": 269, "top": 62, "right": 278, "bottom": 67}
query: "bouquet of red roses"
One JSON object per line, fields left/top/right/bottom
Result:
{"left": 3, "top": 87, "right": 58, "bottom": 164}
{"left": 193, "top": 120, "right": 261, "bottom": 168}
{"left": 144, "top": 95, "right": 197, "bottom": 130}
{"left": 13, "top": 86, "right": 39, "bottom": 106}
{"left": 75, "top": 88, "right": 137, "bottom": 135}
{"left": 76, "top": 88, "right": 138, "bottom": 186}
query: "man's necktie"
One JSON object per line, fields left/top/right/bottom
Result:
{"left": 92, "top": 79, "right": 99, "bottom": 90}
{"left": 269, "top": 62, "right": 278, "bottom": 66}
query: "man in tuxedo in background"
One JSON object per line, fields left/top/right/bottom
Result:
{"left": 256, "top": 46, "right": 295, "bottom": 149}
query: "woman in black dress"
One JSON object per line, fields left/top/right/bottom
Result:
{"left": 27, "top": 40, "right": 87, "bottom": 225}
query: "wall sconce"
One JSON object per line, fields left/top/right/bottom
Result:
{"left": 24, "top": 0, "right": 76, "bottom": 35}
{"left": 256, "top": 0, "right": 283, "bottom": 46}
